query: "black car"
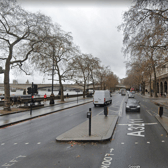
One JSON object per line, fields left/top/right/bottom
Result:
{"left": 125, "top": 99, "right": 140, "bottom": 112}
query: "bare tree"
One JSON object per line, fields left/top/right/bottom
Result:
{"left": 32, "top": 24, "right": 78, "bottom": 101}
{"left": 0, "top": 0, "right": 52, "bottom": 110}
{"left": 86, "top": 55, "right": 101, "bottom": 92}
{"left": 118, "top": 0, "right": 168, "bottom": 97}
{"left": 105, "top": 72, "right": 119, "bottom": 92}
{"left": 96, "top": 65, "right": 110, "bottom": 90}
{"left": 69, "top": 54, "right": 93, "bottom": 98}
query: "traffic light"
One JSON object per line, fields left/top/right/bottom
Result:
{"left": 33, "top": 84, "right": 38, "bottom": 93}
{"left": 27, "top": 87, "right": 32, "bottom": 94}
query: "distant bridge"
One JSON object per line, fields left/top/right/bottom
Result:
{"left": 0, "top": 83, "right": 101, "bottom": 91}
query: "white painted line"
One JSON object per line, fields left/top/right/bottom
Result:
{"left": 146, "top": 110, "right": 152, "bottom": 116}
{"left": 14, "top": 143, "right": 17, "bottom": 145}
{"left": 110, "top": 148, "right": 114, "bottom": 153}
{"left": 162, "top": 140, "right": 165, "bottom": 143}
{"left": 119, "top": 96, "right": 126, "bottom": 117}
{"left": 96, "top": 110, "right": 104, "bottom": 116}
{"left": 147, "top": 142, "right": 150, "bottom": 144}
{"left": 135, "top": 142, "right": 138, "bottom": 144}
{"left": 1, "top": 143, "right": 5, "bottom": 145}
{"left": 145, "top": 123, "right": 158, "bottom": 125}
{"left": 118, "top": 123, "right": 158, "bottom": 126}
{"left": 37, "top": 142, "right": 41, "bottom": 144}
{"left": 25, "top": 143, "right": 29, "bottom": 145}
{"left": 121, "top": 142, "right": 124, "bottom": 144}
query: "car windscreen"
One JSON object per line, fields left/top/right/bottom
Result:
{"left": 127, "top": 99, "right": 138, "bottom": 105}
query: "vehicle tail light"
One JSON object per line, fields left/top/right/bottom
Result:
{"left": 104, "top": 98, "right": 106, "bottom": 102}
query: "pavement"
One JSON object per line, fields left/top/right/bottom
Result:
{"left": 0, "top": 97, "right": 92, "bottom": 128}
{"left": 56, "top": 115, "right": 118, "bottom": 142}
{"left": 140, "top": 92, "right": 168, "bottom": 135}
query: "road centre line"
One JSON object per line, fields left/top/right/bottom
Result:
{"left": 118, "top": 123, "right": 158, "bottom": 126}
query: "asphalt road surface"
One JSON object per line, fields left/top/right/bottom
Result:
{"left": 1, "top": 92, "right": 168, "bottom": 168}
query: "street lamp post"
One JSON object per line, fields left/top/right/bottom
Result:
{"left": 50, "top": 48, "right": 55, "bottom": 104}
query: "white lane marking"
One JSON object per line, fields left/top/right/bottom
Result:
{"left": 147, "top": 142, "right": 150, "bottom": 144}
{"left": 119, "top": 96, "right": 126, "bottom": 117}
{"left": 96, "top": 110, "right": 104, "bottom": 116}
{"left": 1, "top": 143, "right": 5, "bottom": 145}
{"left": 121, "top": 142, "right": 124, "bottom": 144}
{"left": 118, "top": 123, "right": 158, "bottom": 126}
{"left": 25, "top": 143, "right": 29, "bottom": 145}
{"left": 135, "top": 142, "right": 138, "bottom": 144}
{"left": 2, "top": 155, "right": 26, "bottom": 167}
{"left": 101, "top": 148, "right": 114, "bottom": 168}
{"left": 146, "top": 110, "right": 152, "bottom": 116}
{"left": 37, "top": 142, "right": 41, "bottom": 144}
{"left": 10, "top": 159, "right": 18, "bottom": 163}
{"left": 108, "top": 109, "right": 118, "bottom": 113}
{"left": 127, "top": 119, "right": 145, "bottom": 137}
{"left": 162, "top": 140, "right": 165, "bottom": 143}
{"left": 14, "top": 143, "right": 17, "bottom": 145}
{"left": 110, "top": 148, "right": 114, "bottom": 153}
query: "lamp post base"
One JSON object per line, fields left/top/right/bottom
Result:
{"left": 50, "top": 94, "right": 55, "bottom": 105}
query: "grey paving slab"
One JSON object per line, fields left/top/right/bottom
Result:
{"left": 155, "top": 116, "right": 168, "bottom": 134}
{"left": 56, "top": 114, "right": 118, "bottom": 142}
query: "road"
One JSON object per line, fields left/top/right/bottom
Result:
{"left": 0, "top": 93, "right": 168, "bottom": 168}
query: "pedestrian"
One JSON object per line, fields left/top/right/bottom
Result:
{"left": 44, "top": 93, "right": 47, "bottom": 102}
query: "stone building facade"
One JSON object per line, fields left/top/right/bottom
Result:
{"left": 145, "top": 63, "right": 168, "bottom": 97}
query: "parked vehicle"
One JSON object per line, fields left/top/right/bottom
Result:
{"left": 128, "top": 93, "right": 134, "bottom": 98}
{"left": 131, "top": 91, "right": 135, "bottom": 94}
{"left": 93, "top": 90, "right": 112, "bottom": 106}
{"left": 120, "top": 89, "right": 126, "bottom": 96}
{"left": 125, "top": 99, "right": 140, "bottom": 112}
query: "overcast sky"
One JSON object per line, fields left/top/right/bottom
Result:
{"left": 0, "top": 0, "right": 133, "bottom": 84}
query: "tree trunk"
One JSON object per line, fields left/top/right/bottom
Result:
{"left": 101, "top": 77, "right": 103, "bottom": 90}
{"left": 58, "top": 75, "right": 64, "bottom": 101}
{"left": 92, "top": 79, "right": 95, "bottom": 92}
{"left": 153, "top": 66, "right": 157, "bottom": 97}
{"left": 149, "top": 74, "right": 152, "bottom": 97}
{"left": 141, "top": 81, "right": 145, "bottom": 95}
{"left": 60, "top": 83, "right": 64, "bottom": 101}
{"left": 83, "top": 81, "right": 86, "bottom": 98}
{"left": 4, "top": 54, "right": 12, "bottom": 111}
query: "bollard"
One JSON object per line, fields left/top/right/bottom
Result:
{"left": 104, "top": 106, "right": 108, "bottom": 117}
{"left": 87, "top": 108, "right": 92, "bottom": 136}
{"left": 158, "top": 106, "right": 163, "bottom": 117}
{"left": 30, "top": 102, "right": 32, "bottom": 115}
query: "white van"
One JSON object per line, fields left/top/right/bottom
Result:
{"left": 93, "top": 90, "right": 112, "bottom": 106}
{"left": 120, "top": 89, "right": 126, "bottom": 96}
